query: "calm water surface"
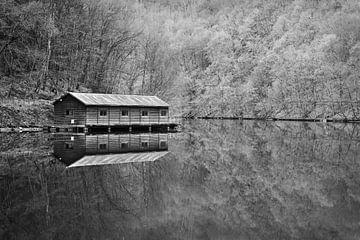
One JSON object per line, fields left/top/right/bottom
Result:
{"left": 1, "top": 120, "right": 360, "bottom": 240}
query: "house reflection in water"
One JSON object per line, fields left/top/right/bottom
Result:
{"left": 53, "top": 133, "right": 169, "bottom": 167}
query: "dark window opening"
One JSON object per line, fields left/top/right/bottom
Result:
{"left": 142, "top": 110, "right": 148, "bottom": 116}
{"left": 141, "top": 142, "right": 149, "bottom": 148}
{"left": 65, "top": 110, "right": 73, "bottom": 115}
{"left": 65, "top": 142, "right": 73, "bottom": 149}
{"left": 99, "top": 110, "right": 107, "bottom": 116}
{"left": 161, "top": 110, "right": 167, "bottom": 116}
{"left": 122, "top": 110, "right": 129, "bottom": 116}
{"left": 121, "top": 142, "right": 129, "bottom": 149}
{"left": 99, "top": 144, "right": 107, "bottom": 150}
{"left": 160, "top": 141, "right": 167, "bottom": 147}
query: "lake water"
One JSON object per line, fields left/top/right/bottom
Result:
{"left": 1, "top": 120, "right": 360, "bottom": 240}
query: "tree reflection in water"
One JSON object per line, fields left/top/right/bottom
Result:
{"left": 1, "top": 121, "right": 360, "bottom": 240}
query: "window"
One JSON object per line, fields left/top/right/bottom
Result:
{"left": 121, "top": 142, "right": 129, "bottom": 149}
{"left": 141, "top": 142, "right": 149, "bottom": 148}
{"left": 160, "top": 141, "right": 167, "bottom": 148}
{"left": 99, "top": 144, "right": 107, "bottom": 150}
{"left": 161, "top": 110, "right": 167, "bottom": 116}
{"left": 65, "top": 142, "right": 73, "bottom": 149}
{"left": 99, "top": 110, "right": 107, "bottom": 116}
{"left": 65, "top": 109, "right": 73, "bottom": 115}
{"left": 121, "top": 110, "right": 129, "bottom": 116}
{"left": 142, "top": 110, "right": 148, "bottom": 116}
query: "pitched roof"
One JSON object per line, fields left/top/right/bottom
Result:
{"left": 68, "top": 151, "right": 169, "bottom": 168}
{"left": 56, "top": 92, "right": 169, "bottom": 107}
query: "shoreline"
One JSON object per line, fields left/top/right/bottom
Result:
{"left": 2, "top": 117, "right": 360, "bottom": 133}
{"left": 177, "top": 116, "right": 360, "bottom": 123}
{"left": 0, "top": 127, "right": 44, "bottom": 133}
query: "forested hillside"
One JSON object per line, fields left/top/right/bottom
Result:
{"left": 1, "top": 0, "right": 360, "bottom": 119}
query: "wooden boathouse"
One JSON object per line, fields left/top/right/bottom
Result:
{"left": 53, "top": 133, "right": 169, "bottom": 166}
{"left": 53, "top": 92, "right": 173, "bottom": 132}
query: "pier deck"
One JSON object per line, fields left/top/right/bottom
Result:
{"left": 45, "top": 122, "right": 179, "bottom": 133}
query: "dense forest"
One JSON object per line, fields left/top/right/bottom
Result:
{"left": 1, "top": 0, "right": 360, "bottom": 119}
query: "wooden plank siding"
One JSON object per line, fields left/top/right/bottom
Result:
{"left": 130, "top": 108, "right": 141, "bottom": 124}
{"left": 53, "top": 134, "right": 86, "bottom": 164}
{"left": 85, "top": 106, "right": 169, "bottom": 126}
{"left": 158, "top": 134, "right": 168, "bottom": 150}
{"left": 84, "top": 107, "right": 96, "bottom": 125}
{"left": 84, "top": 133, "right": 168, "bottom": 154}
{"left": 54, "top": 95, "right": 86, "bottom": 125}
{"left": 119, "top": 107, "right": 130, "bottom": 124}
{"left": 129, "top": 134, "right": 141, "bottom": 150}
{"left": 109, "top": 133, "right": 121, "bottom": 152}
{"left": 109, "top": 108, "right": 120, "bottom": 125}
{"left": 159, "top": 107, "right": 169, "bottom": 123}
{"left": 97, "top": 107, "right": 109, "bottom": 125}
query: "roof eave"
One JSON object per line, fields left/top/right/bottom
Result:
{"left": 84, "top": 104, "right": 169, "bottom": 108}
{"left": 53, "top": 92, "right": 86, "bottom": 105}
{"left": 68, "top": 92, "right": 89, "bottom": 105}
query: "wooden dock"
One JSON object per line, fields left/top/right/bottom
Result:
{"left": 44, "top": 122, "right": 180, "bottom": 133}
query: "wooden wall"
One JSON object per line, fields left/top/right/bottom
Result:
{"left": 85, "top": 133, "right": 168, "bottom": 154}
{"left": 54, "top": 95, "right": 86, "bottom": 125}
{"left": 85, "top": 106, "right": 169, "bottom": 126}
{"left": 159, "top": 107, "right": 169, "bottom": 123}
{"left": 53, "top": 134, "right": 86, "bottom": 165}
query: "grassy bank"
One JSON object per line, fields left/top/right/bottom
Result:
{"left": 0, "top": 99, "right": 53, "bottom": 127}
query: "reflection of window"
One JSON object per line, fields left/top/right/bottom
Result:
{"left": 99, "top": 144, "right": 107, "bottom": 150}
{"left": 161, "top": 110, "right": 167, "bottom": 116}
{"left": 141, "top": 142, "right": 148, "bottom": 148}
{"left": 142, "top": 110, "right": 148, "bottom": 116}
{"left": 160, "top": 141, "right": 167, "bottom": 147}
{"left": 121, "top": 110, "right": 128, "bottom": 116}
{"left": 65, "top": 142, "right": 73, "bottom": 149}
{"left": 65, "top": 109, "right": 73, "bottom": 115}
{"left": 99, "top": 110, "right": 107, "bottom": 116}
{"left": 121, "top": 142, "right": 128, "bottom": 149}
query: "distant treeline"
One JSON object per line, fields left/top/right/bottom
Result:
{"left": 1, "top": 0, "right": 360, "bottom": 119}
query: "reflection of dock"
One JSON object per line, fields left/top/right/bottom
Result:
{"left": 53, "top": 133, "right": 169, "bottom": 166}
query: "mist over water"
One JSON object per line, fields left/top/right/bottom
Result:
{"left": 1, "top": 120, "right": 360, "bottom": 240}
